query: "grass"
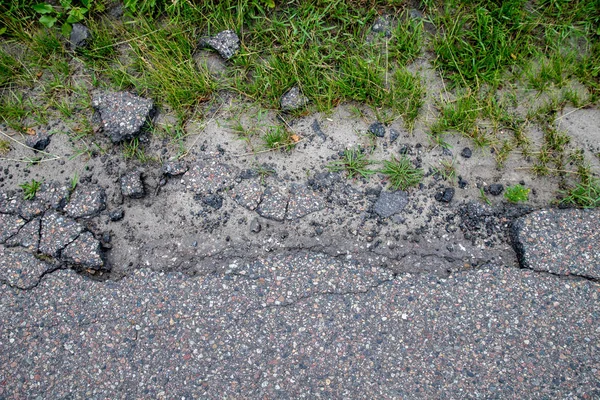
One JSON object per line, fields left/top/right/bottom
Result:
{"left": 0, "top": 0, "right": 599, "bottom": 207}
{"left": 20, "top": 179, "right": 42, "bottom": 200}
{"left": 433, "top": 158, "right": 457, "bottom": 182}
{"left": 379, "top": 156, "right": 423, "bottom": 190}
{"left": 328, "top": 148, "right": 376, "bottom": 180}
{"left": 561, "top": 177, "right": 600, "bottom": 208}
{"left": 504, "top": 184, "right": 530, "bottom": 203}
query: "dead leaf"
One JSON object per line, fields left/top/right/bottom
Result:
{"left": 290, "top": 134, "right": 300, "bottom": 143}
{"left": 26, "top": 128, "right": 36, "bottom": 135}
{"left": 510, "top": 53, "right": 517, "bottom": 60}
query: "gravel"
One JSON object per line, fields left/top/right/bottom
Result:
{"left": 25, "top": 132, "right": 51, "bottom": 151}
{"left": 435, "top": 187, "right": 455, "bottom": 203}
{"left": 368, "top": 122, "right": 386, "bottom": 138}
{"left": 487, "top": 183, "right": 504, "bottom": 196}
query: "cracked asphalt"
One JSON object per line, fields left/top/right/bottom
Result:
{"left": 1, "top": 249, "right": 599, "bottom": 398}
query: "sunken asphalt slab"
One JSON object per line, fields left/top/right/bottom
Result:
{"left": 512, "top": 208, "right": 600, "bottom": 279}
{"left": 1, "top": 248, "right": 599, "bottom": 398}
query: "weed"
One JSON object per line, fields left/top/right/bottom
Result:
{"left": 433, "top": 158, "right": 457, "bottom": 182}
{"left": 262, "top": 125, "right": 295, "bottom": 151}
{"left": 430, "top": 92, "right": 480, "bottom": 139}
{"left": 254, "top": 164, "right": 276, "bottom": 185}
{"left": 33, "top": 0, "right": 90, "bottom": 36}
{"left": 70, "top": 172, "right": 79, "bottom": 191}
{"left": 379, "top": 156, "right": 423, "bottom": 190}
{"left": 0, "top": 91, "right": 29, "bottom": 131}
{"left": 560, "top": 177, "right": 600, "bottom": 208}
{"left": 0, "top": 139, "right": 10, "bottom": 154}
{"left": 479, "top": 187, "right": 492, "bottom": 205}
{"left": 504, "top": 184, "right": 530, "bottom": 203}
{"left": 327, "top": 148, "right": 375, "bottom": 180}
{"left": 20, "top": 179, "right": 42, "bottom": 200}
{"left": 123, "top": 138, "right": 152, "bottom": 163}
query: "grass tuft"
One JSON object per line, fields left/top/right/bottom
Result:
{"left": 379, "top": 156, "right": 423, "bottom": 190}
{"left": 504, "top": 184, "right": 530, "bottom": 203}
{"left": 327, "top": 148, "right": 375, "bottom": 179}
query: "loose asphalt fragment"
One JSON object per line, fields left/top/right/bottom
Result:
{"left": 512, "top": 208, "right": 600, "bottom": 280}
{"left": 199, "top": 30, "right": 240, "bottom": 60}
{"left": 91, "top": 91, "right": 155, "bottom": 143}
{"left": 280, "top": 86, "right": 310, "bottom": 111}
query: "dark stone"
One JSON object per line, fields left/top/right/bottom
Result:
{"left": 250, "top": 218, "right": 261, "bottom": 233}
{"left": 461, "top": 147, "right": 472, "bottom": 158}
{"left": 92, "top": 91, "right": 155, "bottom": 143}
{"left": 69, "top": 23, "right": 91, "bottom": 51}
{"left": 399, "top": 144, "right": 409, "bottom": 155}
{"left": 373, "top": 191, "right": 409, "bottom": 218}
{"left": 368, "top": 122, "right": 386, "bottom": 138}
{"left": 162, "top": 161, "right": 188, "bottom": 177}
{"left": 458, "top": 176, "right": 468, "bottom": 189}
{"left": 487, "top": 184, "right": 504, "bottom": 196}
{"left": 203, "top": 194, "right": 223, "bottom": 210}
{"left": 109, "top": 208, "right": 124, "bottom": 221}
{"left": 120, "top": 171, "right": 145, "bottom": 199}
{"left": 199, "top": 30, "right": 240, "bottom": 60}
{"left": 280, "top": 86, "right": 309, "bottom": 111}
{"left": 435, "top": 188, "right": 455, "bottom": 203}
{"left": 312, "top": 119, "right": 326, "bottom": 140}
{"left": 239, "top": 169, "right": 258, "bottom": 180}
{"left": 26, "top": 133, "right": 50, "bottom": 151}
{"left": 389, "top": 129, "right": 400, "bottom": 144}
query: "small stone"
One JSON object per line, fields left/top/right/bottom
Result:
{"left": 162, "top": 161, "right": 188, "bottom": 177}
{"left": 69, "top": 23, "right": 91, "bottom": 51}
{"left": 199, "top": 30, "right": 240, "bottom": 60}
{"left": 120, "top": 171, "right": 145, "bottom": 199}
{"left": 461, "top": 147, "right": 472, "bottom": 158}
{"left": 368, "top": 122, "right": 386, "bottom": 138}
{"left": 92, "top": 91, "right": 155, "bottom": 143}
{"left": 250, "top": 218, "right": 261, "bottom": 233}
{"left": 373, "top": 191, "right": 408, "bottom": 218}
{"left": 458, "top": 176, "right": 468, "bottom": 189}
{"left": 109, "top": 208, "right": 124, "bottom": 221}
{"left": 435, "top": 187, "right": 455, "bottom": 203}
{"left": 389, "top": 129, "right": 400, "bottom": 144}
{"left": 26, "top": 133, "right": 51, "bottom": 151}
{"left": 280, "top": 86, "right": 309, "bottom": 111}
{"left": 203, "top": 194, "right": 223, "bottom": 210}
{"left": 487, "top": 184, "right": 504, "bottom": 196}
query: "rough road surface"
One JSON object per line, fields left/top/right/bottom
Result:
{"left": 1, "top": 212, "right": 599, "bottom": 398}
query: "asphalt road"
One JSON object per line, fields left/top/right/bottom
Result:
{"left": 1, "top": 250, "right": 599, "bottom": 399}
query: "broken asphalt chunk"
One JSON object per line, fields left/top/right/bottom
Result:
{"left": 0, "top": 245, "right": 54, "bottom": 289}
{"left": 256, "top": 186, "right": 289, "bottom": 222}
{"left": 92, "top": 91, "right": 155, "bottom": 143}
{"left": 120, "top": 171, "right": 145, "bottom": 199}
{"left": 61, "top": 231, "right": 105, "bottom": 270}
{"left": 511, "top": 208, "right": 600, "bottom": 279}
{"left": 64, "top": 184, "right": 106, "bottom": 218}
{"left": 286, "top": 184, "right": 325, "bottom": 219}
{"left": 39, "top": 211, "right": 84, "bottom": 258}
{"left": 373, "top": 190, "right": 408, "bottom": 218}
{"left": 199, "top": 30, "right": 240, "bottom": 60}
